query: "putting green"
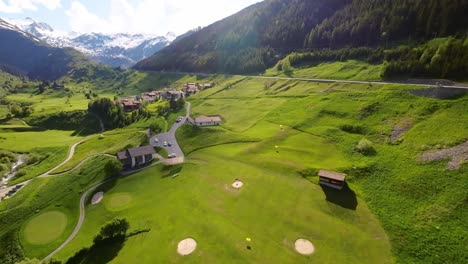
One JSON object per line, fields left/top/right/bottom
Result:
{"left": 104, "top": 192, "right": 133, "bottom": 211}
{"left": 23, "top": 211, "right": 68, "bottom": 245}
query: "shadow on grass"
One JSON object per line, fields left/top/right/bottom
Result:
{"left": 65, "top": 236, "right": 125, "bottom": 264}
{"left": 161, "top": 164, "right": 183, "bottom": 178}
{"left": 320, "top": 182, "right": 358, "bottom": 210}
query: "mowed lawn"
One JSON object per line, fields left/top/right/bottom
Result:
{"left": 56, "top": 122, "right": 392, "bottom": 263}
{"left": 191, "top": 98, "right": 288, "bottom": 132}
{"left": 23, "top": 211, "right": 68, "bottom": 245}
{"left": 0, "top": 129, "right": 82, "bottom": 152}
{"left": 6, "top": 93, "right": 113, "bottom": 117}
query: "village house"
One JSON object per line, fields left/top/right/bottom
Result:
{"left": 202, "top": 83, "right": 214, "bottom": 90}
{"left": 163, "top": 88, "right": 184, "bottom": 101}
{"left": 193, "top": 115, "right": 222, "bottom": 126}
{"left": 318, "top": 170, "right": 347, "bottom": 190}
{"left": 117, "top": 146, "right": 156, "bottom": 169}
{"left": 183, "top": 83, "right": 199, "bottom": 97}
{"left": 117, "top": 97, "right": 142, "bottom": 112}
{"left": 141, "top": 91, "right": 162, "bottom": 103}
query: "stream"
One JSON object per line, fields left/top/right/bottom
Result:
{"left": 1, "top": 154, "right": 26, "bottom": 189}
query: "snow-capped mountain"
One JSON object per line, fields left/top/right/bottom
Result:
{"left": 4, "top": 17, "right": 172, "bottom": 68}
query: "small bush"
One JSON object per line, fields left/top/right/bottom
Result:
{"left": 355, "top": 138, "right": 375, "bottom": 155}
{"left": 104, "top": 160, "right": 123, "bottom": 178}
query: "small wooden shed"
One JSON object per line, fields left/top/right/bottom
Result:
{"left": 318, "top": 170, "right": 347, "bottom": 190}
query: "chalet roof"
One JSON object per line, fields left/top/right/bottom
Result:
{"left": 142, "top": 96, "right": 156, "bottom": 101}
{"left": 167, "top": 90, "right": 182, "bottom": 95}
{"left": 127, "top": 146, "right": 156, "bottom": 158}
{"left": 117, "top": 151, "right": 130, "bottom": 160}
{"left": 194, "top": 115, "right": 222, "bottom": 123}
{"left": 318, "top": 170, "right": 347, "bottom": 181}
{"left": 122, "top": 101, "right": 139, "bottom": 106}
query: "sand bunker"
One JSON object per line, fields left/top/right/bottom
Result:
{"left": 295, "top": 239, "right": 315, "bottom": 255}
{"left": 177, "top": 238, "right": 197, "bottom": 256}
{"left": 91, "top": 192, "right": 104, "bottom": 205}
{"left": 232, "top": 180, "right": 244, "bottom": 189}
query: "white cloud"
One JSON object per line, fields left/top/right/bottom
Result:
{"left": 65, "top": 0, "right": 260, "bottom": 35}
{"left": 66, "top": 1, "right": 112, "bottom": 33}
{"left": 0, "top": 0, "right": 61, "bottom": 13}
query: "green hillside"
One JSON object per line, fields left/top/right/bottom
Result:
{"left": 135, "top": 0, "right": 468, "bottom": 78}
{"left": 0, "top": 71, "right": 466, "bottom": 264}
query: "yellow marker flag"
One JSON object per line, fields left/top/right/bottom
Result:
{"left": 246, "top": 237, "right": 251, "bottom": 242}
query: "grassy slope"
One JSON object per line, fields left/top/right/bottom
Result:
{"left": 0, "top": 71, "right": 466, "bottom": 263}
{"left": 6, "top": 92, "right": 114, "bottom": 117}
{"left": 0, "top": 156, "right": 113, "bottom": 260}
{"left": 265, "top": 60, "right": 383, "bottom": 81}
{"left": 0, "top": 128, "right": 82, "bottom": 152}
{"left": 56, "top": 146, "right": 391, "bottom": 263}
{"left": 54, "top": 77, "right": 395, "bottom": 263}
{"left": 51, "top": 129, "right": 147, "bottom": 174}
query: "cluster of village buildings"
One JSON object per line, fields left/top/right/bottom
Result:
{"left": 116, "top": 83, "right": 214, "bottom": 112}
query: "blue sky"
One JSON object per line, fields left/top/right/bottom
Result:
{"left": 0, "top": 0, "right": 260, "bottom": 35}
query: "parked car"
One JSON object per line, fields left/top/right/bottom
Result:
{"left": 168, "top": 142, "right": 172, "bottom": 147}
{"left": 168, "top": 153, "right": 177, "bottom": 158}
{"left": 163, "top": 141, "right": 168, "bottom": 147}
{"left": 154, "top": 138, "right": 159, "bottom": 143}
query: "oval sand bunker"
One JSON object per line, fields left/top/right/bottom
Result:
{"left": 295, "top": 239, "right": 315, "bottom": 255}
{"left": 177, "top": 238, "right": 197, "bottom": 256}
{"left": 91, "top": 192, "right": 104, "bottom": 205}
{"left": 232, "top": 180, "right": 244, "bottom": 189}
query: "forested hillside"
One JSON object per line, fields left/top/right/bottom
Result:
{"left": 305, "top": 0, "right": 468, "bottom": 48}
{"left": 135, "top": 0, "right": 351, "bottom": 73}
{"left": 135, "top": 0, "right": 468, "bottom": 78}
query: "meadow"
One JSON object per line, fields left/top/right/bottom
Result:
{"left": 0, "top": 156, "right": 114, "bottom": 262}
{"left": 51, "top": 129, "right": 147, "bottom": 174}
{"left": 55, "top": 143, "right": 391, "bottom": 264}
{"left": 6, "top": 92, "right": 113, "bottom": 117}
{"left": 264, "top": 60, "right": 383, "bottom": 81}
{"left": 0, "top": 71, "right": 466, "bottom": 264}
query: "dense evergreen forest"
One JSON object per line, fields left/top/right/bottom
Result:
{"left": 305, "top": 0, "right": 468, "bottom": 48}
{"left": 135, "top": 0, "right": 468, "bottom": 79}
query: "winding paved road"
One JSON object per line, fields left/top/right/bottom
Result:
{"left": 150, "top": 102, "right": 191, "bottom": 164}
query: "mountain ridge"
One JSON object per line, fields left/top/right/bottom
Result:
{"left": 4, "top": 17, "right": 173, "bottom": 68}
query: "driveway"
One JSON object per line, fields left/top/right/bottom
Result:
{"left": 150, "top": 103, "right": 191, "bottom": 164}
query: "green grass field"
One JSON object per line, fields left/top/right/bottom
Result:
{"left": 0, "top": 129, "right": 82, "bottom": 152}
{"left": 0, "top": 71, "right": 466, "bottom": 264}
{"left": 6, "top": 92, "right": 113, "bottom": 117}
{"left": 23, "top": 211, "right": 68, "bottom": 245}
{"left": 56, "top": 150, "right": 391, "bottom": 263}
{"left": 51, "top": 129, "right": 146, "bottom": 174}
{"left": 264, "top": 60, "right": 383, "bottom": 81}
{"left": 0, "top": 156, "right": 114, "bottom": 261}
